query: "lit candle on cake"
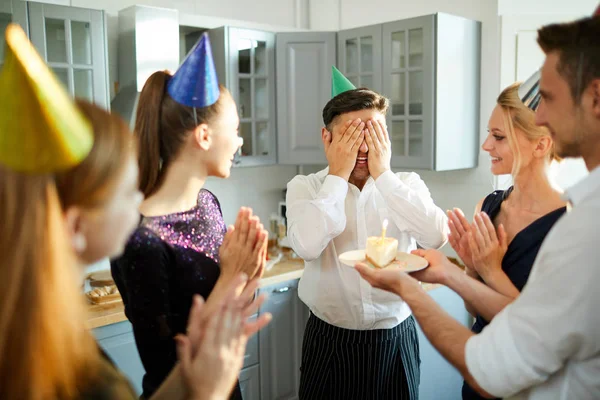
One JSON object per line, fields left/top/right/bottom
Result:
{"left": 366, "top": 218, "right": 398, "bottom": 268}
{"left": 380, "top": 219, "right": 388, "bottom": 243}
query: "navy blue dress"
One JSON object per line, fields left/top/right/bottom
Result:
{"left": 462, "top": 188, "right": 566, "bottom": 400}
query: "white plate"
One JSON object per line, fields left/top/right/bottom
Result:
{"left": 339, "top": 249, "right": 429, "bottom": 272}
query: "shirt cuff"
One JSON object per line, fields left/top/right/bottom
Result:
{"left": 374, "top": 170, "right": 404, "bottom": 198}
{"left": 321, "top": 174, "right": 349, "bottom": 201}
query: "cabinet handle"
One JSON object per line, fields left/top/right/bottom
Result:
{"left": 273, "top": 286, "right": 290, "bottom": 294}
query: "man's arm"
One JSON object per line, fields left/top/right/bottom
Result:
{"left": 355, "top": 261, "right": 494, "bottom": 398}
{"left": 357, "top": 211, "right": 599, "bottom": 398}
{"left": 464, "top": 231, "right": 599, "bottom": 398}
{"left": 286, "top": 174, "right": 348, "bottom": 261}
{"left": 375, "top": 171, "right": 448, "bottom": 249}
{"left": 399, "top": 281, "right": 495, "bottom": 398}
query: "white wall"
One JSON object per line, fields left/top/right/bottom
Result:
{"left": 496, "top": 1, "right": 595, "bottom": 191}
{"left": 338, "top": 0, "right": 501, "bottom": 257}
{"left": 498, "top": 0, "right": 598, "bottom": 15}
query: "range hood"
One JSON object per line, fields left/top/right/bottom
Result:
{"left": 110, "top": 5, "right": 180, "bottom": 130}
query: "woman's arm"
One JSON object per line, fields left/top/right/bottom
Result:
{"left": 443, "top": 264, "right": 516, "bottom": 322}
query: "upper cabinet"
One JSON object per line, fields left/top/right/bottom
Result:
{"left": 278, "top": 13, "right": 481, "bottom": 171}
{"left": 209, "top": 27, "right": 277, "bottom": 167}
{"left": 382, "top": 14, "right": 481, "bottom": 170}
{"left": 337, "top": 25, "right": 383, "bottom": 93}
{"left": 382, "top": 16, "right": 435, "bottom": 170}
{"left": 27, "top": 2, "right": 110, "bottom": 110}
{"left": 276, "top": 32, "right": 336, "bottom": 165}
{"left": 0, "top": 0, "right": 29, "bottom": 67}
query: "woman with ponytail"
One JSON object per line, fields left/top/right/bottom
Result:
{"left": 110, "top": 34, "right": 268, "bottom": 400}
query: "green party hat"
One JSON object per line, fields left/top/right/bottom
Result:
{"left": 331, "top": 66, "right": 356, "bottom": 97}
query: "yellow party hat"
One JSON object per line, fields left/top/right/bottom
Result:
{"left": 0, "top": 24, "right": 93, "bottom": 173}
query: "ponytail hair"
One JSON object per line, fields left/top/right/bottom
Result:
{"left": 134, "top": 71, "right": 230, "bottom": 197}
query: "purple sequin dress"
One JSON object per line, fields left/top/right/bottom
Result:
{"left": 111, "top": 189, "right": 242, "bottom": 400}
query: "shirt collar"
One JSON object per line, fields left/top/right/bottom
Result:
{"left": 319, "top": 167, "right": 375, "bottom": 192}
{"left": 563, "top": 165, "right": 600, "bottom": 207}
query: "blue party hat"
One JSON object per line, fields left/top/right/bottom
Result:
{"left": 167, "top": 32, "right": 220, "bottom": 108}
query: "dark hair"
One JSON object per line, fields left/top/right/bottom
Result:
{"left": 134, "top": 70, "right": 229, "bottom": 197}
{"left": 322, "top": 88, "right": 389, "bottom": 131}
{"left": 537, "top": 15, "right": 600, "bottom": 102}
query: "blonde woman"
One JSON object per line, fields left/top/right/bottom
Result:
{"left": 357, "top": 82, "right": 566, "bottom": 400}
{"left": 446, "top": 83, "right": 567, "bottom": 399}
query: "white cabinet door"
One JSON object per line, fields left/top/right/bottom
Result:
{"left": 498, "top": 14, "right": 588, "bottom": 191}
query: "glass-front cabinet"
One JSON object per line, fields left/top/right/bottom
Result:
{"left": 27, "top": 2, "right": 109, "bottom": 109}
{"left": 383, "top": 16, "right": 434, "bottom": 170}
{"left": 332, "top": 14, "right": 480, "bottom": 171}
{"left": 209, "top": 27, "right": 276, "bottom": 166}
{"left": 0, "top": 0, "right": 28, "bottom": 67}
{"left": 337, "top": 25, "right": 382, "bottom": 93}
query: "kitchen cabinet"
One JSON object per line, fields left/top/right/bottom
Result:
{"left": 276, "top": 32, "right": 335, "bottom": 165}
{"left": 278, "top": 13, "right": 480, "bottom": 171}
{"left": 337, "top": 24, "right": 383, "bottom": 93}
{"left": 418, "top": 286, "right": 472, "bottom": 400}
{"left": 0, "top": 0, "right": 29, "bottom": 67}
{"left": 239, "top": 364, "right": 261, "bottom": 400}
{"left": 382, "top": 13, "right": 481, "bottom": 170}
{"left": 258, "top": 278, "right": 309, "bottom": 400}
{"left": 209, "top": 27, "right": 277, "bottom": 167}
{"left": 27, "top": 2, "right": 110, "bottom": 109}
{"left": 94, "top": 321, "right": 145, "bottom": 396}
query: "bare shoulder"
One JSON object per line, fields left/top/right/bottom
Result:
{"left": 474, "top": 197, "right": 485, "bottom": 215}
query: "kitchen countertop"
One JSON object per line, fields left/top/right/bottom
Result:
{"left": 86, "top": 259, "right": 442, "bottom": 329}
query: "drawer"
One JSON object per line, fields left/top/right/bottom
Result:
{"left": 243, "top": 314, "right": 259, "bottom": 368}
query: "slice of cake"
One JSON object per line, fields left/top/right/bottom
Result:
{"left": 365, "top": 237, "right": 398, "bottom": 268}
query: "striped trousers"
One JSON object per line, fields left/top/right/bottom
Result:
{"left": 299, "top": 314, "right": 421, "bottom": 400}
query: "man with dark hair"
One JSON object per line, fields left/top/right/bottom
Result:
{"left": 286, "top": 67, "right": 448, "bottom": 399}
{"left": 355, "top": 12, "right": 600, "bottom": 400}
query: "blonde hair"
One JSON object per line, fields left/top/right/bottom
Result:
{"left": 497, "top": 83, "right": 560, "bottom": 177}
{"left": 0, "top": 168, "right": 98, "bottom": 399}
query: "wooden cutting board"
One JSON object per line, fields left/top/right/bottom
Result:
{"left": 87, "top": 270, "right": 114, "bottom": 287}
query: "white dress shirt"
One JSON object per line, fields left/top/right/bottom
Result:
{"left": 465, "top": 166, "right": 600, "bottom": 400}
{"left": 286, "top": 168, "right": 448, "bottom": 330}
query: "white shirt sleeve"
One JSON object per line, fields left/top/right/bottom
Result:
{"left": 465, "top": 213, "right": 600, "bottom": 398}
{"left": 374, "top": 170, "right": 448, "bottom": 249}
{"left": 286, "top": 174, "right": 348, "bottom": 261}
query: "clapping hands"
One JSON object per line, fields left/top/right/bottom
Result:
{"left": 176, "top": 274, "right": 272, "bottom": 400}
